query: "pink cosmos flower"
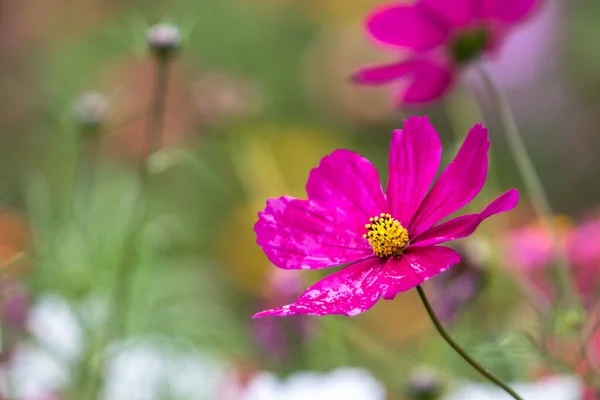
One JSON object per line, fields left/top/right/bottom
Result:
{"left": 253, "top": 116, "right": 519, "bottom": 318}
{"left": 353, "top": 0, "right": 540, "bottom": 104}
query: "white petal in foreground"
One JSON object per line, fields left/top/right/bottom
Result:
{"left": 240, "top": 367, "right": 386, "bottom": 400}
{"left": 443, "top": 376, "right": 583, "bottom": 400}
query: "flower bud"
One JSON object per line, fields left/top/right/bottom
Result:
{"left": 146, "top": 23, "right": 181, "bottom": 58}
{"left": 72, "top": 91, "right": 109, "bottom": 129}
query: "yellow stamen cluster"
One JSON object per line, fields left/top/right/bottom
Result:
{"left": 363, "top": 213, "right": 409, "bottom": 258}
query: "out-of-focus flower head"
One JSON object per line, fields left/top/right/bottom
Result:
{"left": 192, "top": 72, "right": 262, "bottom": 128}
{"left": 72, "top": 91, "right": 110, "bottom": 129}
{"left": 253, "top": 116, "right": 518, "bottom": 318}
{"left": 146, "top": 23, "right": 181, "bottom": 59}
{"left": 429, "top": 243, "right": 487, "bottom": 326}
{"left": 354, "top": 0, "right": 542, "bottom": 105}
{"left": 406, "top": 366, "right": 444, "bottom": 400}
{"left": 504, "top": 213, "right": 600, "bottom": 309}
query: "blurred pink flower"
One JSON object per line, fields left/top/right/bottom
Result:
{"left": 353, "top": 0, "right": 540, "bottom": 105}
{"left": 253, "top": 116, "right": 518, "bottom": 318}
{"left": 505, "top": 214, "right": 600, "bottom": 309}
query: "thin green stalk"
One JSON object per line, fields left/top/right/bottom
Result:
{"left": 84, "top": 56, "right": 171, "bottom": 399}
{"left": 416, "top": 286, "right": 524, "bottom": 400}
{"left": 111, "top": 56, "right": 170, "bottom": 336}
{"left": 477, "top": 66, "right": 575, "bottom": 307}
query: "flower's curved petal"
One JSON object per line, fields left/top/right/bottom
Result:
{"left": 419, "top": 0, "right": 477, "bottom": 28}
{"left": 366, "top": 4, "right": 448, "bottom": 51}
{"left": 253, "top": 257, "right": 385, "bottom": 318}
{"left": 381, "top": 246, "right": 461, "bottom": 299}
{"left": 411, "top": 189, "right": 519, "bottom": 247}
{"left": 352, "top": 61, "right": 415, "bottom": 85}
{"left": 387, "top": 116, "right": 442, "bottom": 227}
{"left": 409, "top": 123, "right": 490, "bottom": 238}
{"left": 255, "top": 196, "right": 373, "bottom": 270}
{"left": 399, "top": 58, "right": 455, "bottom": 104}
{"left": 479, "top": 0, "right": 540, "bottom": 24}
{"left": 306, "top": 149, "right": 388, "bottom": 220}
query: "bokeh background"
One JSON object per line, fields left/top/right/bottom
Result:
{"left": 0, "top": 0, "right": 598, "bottom": 399}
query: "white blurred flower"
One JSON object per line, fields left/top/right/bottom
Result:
{"left": 9, "top": 295, "right": 224, "bottom": 400}
{"left": 443, "top": 376, "right": 583, "bottom": 400}
{"left": 103, "top": 339, "right": 225, "bottom": 400}
{"left": 9, "top": 295, "right": 83, "bottom": 398}
{"left": 27, "top": 295, "right": 84, "bottom": 362}
{"left": 239, "top": 367, "right": 386, "bottom": 400}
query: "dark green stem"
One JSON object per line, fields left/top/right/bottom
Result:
{"left": 416, "top": 285, "right": 524, "bottom": 400}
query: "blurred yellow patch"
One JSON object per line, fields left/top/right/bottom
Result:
{"left": 215, "top": 126, "right": 345, "bottom": 293}
{"left": 301, "top": 0, "right": 408, "bottom": 24}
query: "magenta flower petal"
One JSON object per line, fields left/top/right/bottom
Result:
{"left": 366, "top": 4, "right": 448, "bottom": 51}
{"left": 409, "top": 123, "right": 490, "bottom": 238}
{"left": 419, "top": 0, "right": 477, "bottom": 27}
{"left": 386, "top": 115, "right": 442, "bottom": 227}
{"left": 255, "top": 197, "right": 373, "bottom": 270}
{"left": 253, "top": 257, "right": 385, "bottom": 318}
{"left": 381, "top": 246, "right": 461, "bottom": 300}
{"left": 352, "top": 61, "right": 416, "bottom": 84}
{"left": 306, "top": 149, "right": 388, "bottom": 220}
{"left": 399, "top": 58, "right": 455, "bottom": 104}
{"left": 411, "top": 189, "right": 520, "bottom": 247}
{"left": 479, "top": 0, "right": 540, "bottom": 24}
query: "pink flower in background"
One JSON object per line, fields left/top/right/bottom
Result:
{"left": 353, "top": 0, "right": 540, "bottom": 104}
{"left": 253, "top": 116, "right": 518, "bottom": 318}
{"left": 505, "top": 214, "right": 600, "bottom": 309}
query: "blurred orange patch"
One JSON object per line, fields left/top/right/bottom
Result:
{"left": 0, "top": 210, "right": 31, "bottom": 279}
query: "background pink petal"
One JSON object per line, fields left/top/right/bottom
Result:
{"left": 256, "top": 196, "right": 373, "bottom": 270}
{"left": 381, "top": 246, "right": 461, "bottom": 300}
{"left": 399, "top": 58, "right": 455, "bottom": 104}
{"left": 366, "top": 4, "right": 448, "bottom": 50}
{"left": 419, "top": 0, "right": 477, "bottom": 28}
{"left": 352, "top": 60, "right": 416, "bottom": 84}
{"left": 408, "top": 123, "right": 490, "bottom": 238}
{"left": 479, "top": 0, "right": 540, "bottom": 24}
{"left": 253, "top": 258, "right": 385, "bottom": 318}
{"left": 386, "top": 115, "right": 442, "bottom": 227}
{"left": 411, "top": 189, "right": 519, "bottom": 247}
{"left": 306, "top": 149, "right": 388, "bottom": 220}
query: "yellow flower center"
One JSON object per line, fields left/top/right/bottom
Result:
{"left": 363, "top": 213, "right": 409, "bottom": 258}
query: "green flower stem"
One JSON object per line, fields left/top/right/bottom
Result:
{"left": 111, "top": 53, "right": 171, "bottom": 336}
{"left": 85, "top": 55, "right": 171, "bottom": 399}
{"left": 416, "top": 285, "right": 524, "bottom": 400}
{"left": 477, "top": 66, "right": 575, "bottom": 307}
